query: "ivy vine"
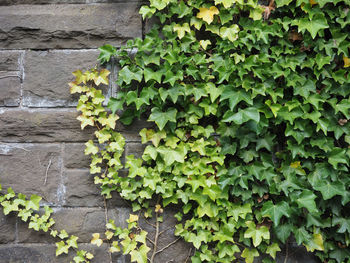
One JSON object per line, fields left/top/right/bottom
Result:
{"left": 73, "top": 0, "right": 350, "bottom": 262}
{"left": 1, "top": 0, "right": 350, "bottom": 262}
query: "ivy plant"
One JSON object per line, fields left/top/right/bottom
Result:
{"left": 71, "top": 0, "right": 350, "bottom": 262}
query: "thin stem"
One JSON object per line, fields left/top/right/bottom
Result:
{"left": 155, "top": 237, "right": 181, "bottom": 255}
{"left": 147, "top": 237, "right": 155, "bottom": 246}
{"left": 150, "top": 196, "right": 161, "bottom": 263}
{"left": 142, "top": 215, "right": 156, "bottom": 228}
{"left": 184, "top": 248, "right": 192, "bottom": 263}
{"left": 159, "top": 224, "right": 176, "bottom": 236}
{"left": 284, "top": 243, "right": 289, "bottom": 263}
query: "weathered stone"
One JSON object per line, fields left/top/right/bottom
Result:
{"left": 63, "top": 143, "right": 90, "bottom": 169}
{"left": 125, "top": 142, "right": 146, "bottom": 159}
{"left": 0, "top": 109, "right": 150, "bottom": 143}
{"left": 0, "top": 212, "right": 16, "bottom": 244}
{"left": 0, "top": 4, "right": 142, "bottom": 49}
{"left": 63, "top": 169, "right": 104, "bottom": 207}
{"left": 0, "top": 51, "right": 22, "bottom": 71}
{"left": 276, "top": 243, "right": 321, "bottom": 263}
{"left": 0, "top": 0, "right": 142, "bottom": 5}
{"left": 0, "top": 75, "right": 21, "bottom": 106}
{"left": 0, "top": 143, "right": 62, "bottom": 205}
{"left": 0, "top": 243, "right": 116, "bottom": 263}
{"left": 0, "top": 109, "right": 94, "bottom": 142}
{"left": 22, "top": 50, "right": 107, "bottom": 107}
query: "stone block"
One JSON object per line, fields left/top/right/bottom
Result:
{"left": 63, "top": 169, "right": 104, "bottom": 207}
{"left": 0, "top": 3, "right": 142, "bottom": 49}
{"left": 22, "top": 50, "right": 107, "bottom": 107}
{"left": 0, "top": 51, "right": 22, "bottom": 71}
{"left": 0, "top": 75, "right": 21, "bottom": 106}
{"left": 0, "top": 109, "right": 94, "bottom": 143}
{"left": 63, "top": 143, "right": 90, "bottom": 169}
{"left": 0, "top": 143, "right": 62, "bottom": 205}
{"left": 0, "top": 211, "right": 16, "bottom": 244}
{"left": 0, "top": 109, "right": 150, "bottom": 143}
{"left": 125, "top": 142, "right": 146, "bottom": 159}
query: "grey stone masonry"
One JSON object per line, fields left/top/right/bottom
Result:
{"left": 0, "top": 51, "right": 22, "bottom": 106}
{"left": 22, "top": 50, "right": 102, "bottom": 107}
{"left": 0, "top": 4, "right": 142, "bottom": 49}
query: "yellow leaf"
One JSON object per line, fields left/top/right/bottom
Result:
{"left": 155, "top": 204, "right": 163, "bottom": 213}
{"left": 309, "top": 0, "right": 317, "bottom": 5}
{"left": 86, "top": 253, "right": 94, "bottom": 259}
{"left": 98, "top": 114, "right": 119, "bottom": 129}
{"left": 72, "top": 70, "right": 85, "bottom": 84}
{"left": 91, "top": 233, "right": 103, "bottom": 247}
{"left": 94, "top": 69, "right": 110, "bottom": 86}
{"left": 305, "top": 233, "right": 324, "bottom": 252}
{"left": 173, "top": 23, "right": 191, "bottom": 39}
{"left": 199, "top": 40, "right": 211, "bottom": 50}
{"left": 69, "top": 82, "right": 84, "bottom": 94}
{"left": 344, "top": 56, "right": 350, "bottom": 68}
{"left": 77, "top": 114, "right": 94, "bottom": 129}
{"left": 105, "top": 230, "right": 114, "bottom": 240}
{"left": 129, "top": 214, "right": 139, "bottom": 223}
{"left": 197, "top": 6, "right": 219, "bottom": 24}
{"left": 110, "top": 241, "right": 121, "bottom": 253}
{"left": 290, "top": 161, "right": 301, "bottom": 169}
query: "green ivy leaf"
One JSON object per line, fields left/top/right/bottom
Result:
{"left": 294, "top": 13, "right": 329, "bottom": 39}
{"left": 261, "top": 201, "right": 291, "bottom": 226}
{"left": 296, "top": 190, "right": 318, "bottom": 214}
{"left": 98, "top": 44, "right": 117, "bottom": 64}
{"left": 314, "top": 181, "right": 345, "bottom": 200}
{"left": 244, "top": 221, "right": 270, "bottom": 247}
{"left": 241, "top": 248, "right": 259, "bottom": 263}
{"left": 149, "top": 107, "right": 177, "bottom": 130}
{"left": 266, "top": 243, "right": 281, "bottom": 259}
{"left": 56, "top": 241, "right": 69, "bottom": 256}
{"left": 222, "top": 107, "right": 260, "bottom": 124}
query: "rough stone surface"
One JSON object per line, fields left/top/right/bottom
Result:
{"left": 63, "top": 143, "right": 90, "bottom": 169}
{"left": 63, "top": 169, "right": 104, "bottom": 207}
{"left": 0, "top": 143, "right": 62, "bottom": 205}
{"left": 0, "top": 0, "right": 142, "bottom": 5}
{"left": 22, "top": 50, "right": 106, "bottom": 107}
{"left": 0, "top": 109, "right": 150, "bottom": 142}
{"left": 0, "top": 76, "right": 21, "bottom": 106}
{"left": 0, "top": 212, "right": 16, "bottom": 244}
{"left": 0, "top": 109, "right": 94, "bottom": 142}
{"left": 276, "top": 244, "right": 320, "bottom": 263}
{"left": 0, "top": 4, "right": 142, "bottom": 49}
{"left": 0, "top": 51, "right": 22, "bottom": 71}
{"left": 125, "top": 142, "right": 146, "bottom": 159}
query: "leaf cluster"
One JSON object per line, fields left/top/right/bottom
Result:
{"left": 77, "top": 0, "right": 350, "bottom": 262}
{"left": 0, "top": 184, "right": 93, "bottom": 263}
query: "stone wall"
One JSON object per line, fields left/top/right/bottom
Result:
{"left": 0, "top": 1, "right": 320, "bottom": 262}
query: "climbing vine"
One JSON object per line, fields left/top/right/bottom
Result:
{"left": 1, "top": 0, "right": 350, "bottom": 262}
{"left": 72, "top": 0, "right": 350, "bottom": 262}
